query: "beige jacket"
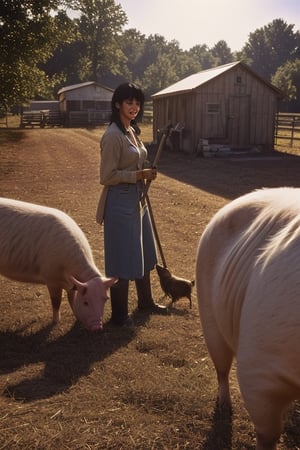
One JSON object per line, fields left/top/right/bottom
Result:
{"left": 96, "top": 123, "right": 148, "bottom": 224}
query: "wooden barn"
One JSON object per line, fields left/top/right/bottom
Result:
{"left": 57, "top": 81, "right": 114, "bottom": 127}
{"left": 152, "top": 61, "right": 282, "bottom": 153}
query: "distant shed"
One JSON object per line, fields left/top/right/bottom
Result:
{"left": 57, "top": 81, "right": 114, "bottom": 127}
{"left": 152, "top": 61, "right": 282, "bottom": 153}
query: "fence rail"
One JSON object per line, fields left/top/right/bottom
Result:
{"left": 275, "top": 113, "right": 300, "bottom": 147}
{"left": 20, "top": 110, "right": 65, "bottom": 128}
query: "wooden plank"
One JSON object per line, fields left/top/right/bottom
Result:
{"left": 20, "top": 111, "right": 45, "bottom": 128}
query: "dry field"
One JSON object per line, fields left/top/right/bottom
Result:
{"left": 1, "top": 122, "right": 300, "bottom": 449}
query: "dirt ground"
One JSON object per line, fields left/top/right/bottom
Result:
{"left": 1, "top": 125, "right": 300, "bottom": 449}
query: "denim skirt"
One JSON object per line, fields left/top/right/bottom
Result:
{"left": 103, "top": 183, "right": 157, "bottom": 279}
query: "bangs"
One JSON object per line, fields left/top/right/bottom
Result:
{"left": 114, "top": 83, "right": 145, "bottom": 106}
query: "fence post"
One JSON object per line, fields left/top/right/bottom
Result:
{"left": 275, "top": 112, "right": 300, "bottom": 148}
{"left": 275, "top": 113, "right": 278, "bottom": 145}
{"left": 291, "top": 116, "right": 296, "bottom": 147}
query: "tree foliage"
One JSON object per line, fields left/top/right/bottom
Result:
{"left": 272, "top": 58, "right": 300, "bottom": 111}
{"left": 69, "top": 0, "right": 127, "bottom": 81}
{"left": 119, "top": 29, "right": 147, "bottom": 82}
{"left": 1, "top": 1, "right": 299, "bottom": 111}
{"left": 211, "top": 40, "right": 234, "bottom": 65}
{"left": 241, "top": 19, "right": 300, "bottom": 79}
{"left": 188, "top": 44, "right": 218, "bottom": 70}
{"left": 0, "top": 0, "right": 76, "bottom": 108}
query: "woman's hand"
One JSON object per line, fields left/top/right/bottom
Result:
{"left": 137, "top": 168, "right": 157, "bottom": 181}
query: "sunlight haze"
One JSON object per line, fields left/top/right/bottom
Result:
{"left": 118, "top": 0, "right": 300, "bottom": 51}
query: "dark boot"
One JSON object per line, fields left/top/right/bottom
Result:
{"left": 110, "top": 279, "right": 134, "bottom": 327}
{"left": 135, "top": 272, "right": 168, "bottom": 314}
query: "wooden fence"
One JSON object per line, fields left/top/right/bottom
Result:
{"left": 20, "top": 110, "right": 65, "bottom": 128}
{"left": 275, "top": 113, "right": 300, "bottom": 147}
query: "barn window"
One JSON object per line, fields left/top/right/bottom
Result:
{"left": 207, "top": 103, "right": 220, "bottom": 114}
{"left": 236, "top": 76, "right": 242, "bottom": 84}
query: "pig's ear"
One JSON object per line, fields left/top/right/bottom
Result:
{"left": 104, "top": 277, "right": 118, "bottom": 289}
{"left": 70, "top": 276, "right": 87, "bottom": 295}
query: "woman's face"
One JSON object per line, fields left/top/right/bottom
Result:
{"left": 118, "top": 98, "right": 141, "bottom": 126}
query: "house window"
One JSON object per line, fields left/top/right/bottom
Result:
{"left": 207, "top": 103, "right": 220, "bottom": 114}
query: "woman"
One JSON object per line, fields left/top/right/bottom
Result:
{"left": 97, "top": 82, "right": 167, "bottom": 326}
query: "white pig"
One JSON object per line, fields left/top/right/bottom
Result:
{"left": 0, "top": 197, "right": 116, "bottom": 331}
{"left": 196, "top": 187, "right": 300, "bottom": 450}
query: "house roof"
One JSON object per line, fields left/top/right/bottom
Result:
{"left": 152, "top": 61, "right": 282, "bottom": 98}
{"left": 57, "top": 81, "right": 113, "bottom": 95}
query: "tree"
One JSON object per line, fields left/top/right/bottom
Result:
{"left": 119, "top": 28, "right": 147, "bottom": 83}
{"left": 187, "top": 44, "right": 217, "bottom": 70}
{"left": 272, "top": 59, "right": 300, "bottom": 112}
{"left": 241, "top": 19, "right": 300, "bottom": 80}
{"left": 142, "top": 54, "right": 180, "bottom": 95}
{"left": 133, "top": 34, "right": 202, "bottom": 95}
{"left": 211, "top": 40, "right": 234, "bottom": 65}
{"left": 0, "top": 1, "right": 76, "bottom": 109}
{"left": 137, "top": 34, "right": 171, "bottom": 74}
{"left": 69, "top": 0, "right": 127, "bottom": 82}
{"left": 41, "top": 40, "right": 87, "bottom": 87}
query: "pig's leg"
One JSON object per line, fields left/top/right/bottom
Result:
{"left": 200, "top": 310, "right": 233, "bottom": 408}
{"left": 47, "top": 285, "right": 62, "bottom": 323}
{"left": 197, "top": 249, "right": 233, "bottom": 408}
{"left": 238, "top": 365, "right": 290, "bottom": 450}
{"left": 67, "top": 288, "right": 75, "bottom": 308}
{"left": 246, "top": 393, "right": 286, "bottom": 450}
{"left": 209, "top": 332, "right": 233, "bottom": 408}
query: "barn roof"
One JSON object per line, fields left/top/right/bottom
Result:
{"left": 57, "top": 81, "right": 113, "bottom": 95}
{"left": 152, "top": 61, "right": 282, "bottom": 98}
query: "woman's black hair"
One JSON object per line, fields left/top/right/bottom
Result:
{"left": 110, "top": 82, "right": 145, "bottom": 135}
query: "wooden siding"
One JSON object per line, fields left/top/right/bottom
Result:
{"left": 58, "top": 83, "right": 113, "bottom": 127}
{"left": 60, "top": 85, "right": 113, "bottom": 102}
{"left": 153, "top": 63, "right": 279, "bottom": 152}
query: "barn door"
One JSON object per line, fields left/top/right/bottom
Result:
{"left": 228, "top": 95, "right": 251, "bottom": 147}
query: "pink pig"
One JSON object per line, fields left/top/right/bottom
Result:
{"left": 0, "top": 197, "right": 116, "bottom": 331}
{"left": 196, "top": 187, "right": 300, "bottom": 450}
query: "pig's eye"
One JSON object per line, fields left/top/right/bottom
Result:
{"left": 84, "top": 300, "right": 89, "bottom": 306}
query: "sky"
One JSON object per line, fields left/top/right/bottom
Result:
{"left": 117, "top": 0, "right": 300, "bottom": 51}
